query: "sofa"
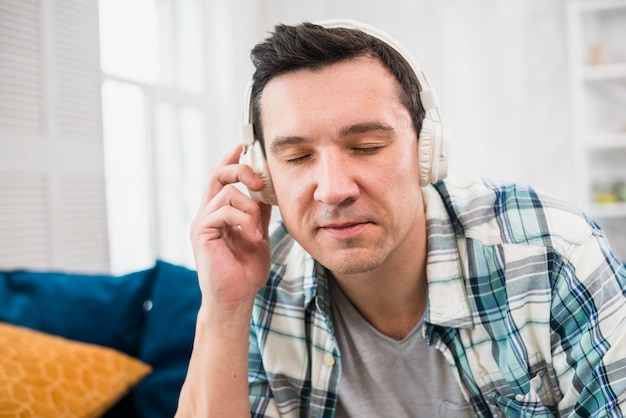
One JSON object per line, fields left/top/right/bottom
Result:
{"left": 0, "top": 259, "right": 201, "bottom": 418}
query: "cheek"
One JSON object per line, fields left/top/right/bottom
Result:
{"left": 374, "top": 147, "right": 423, "bottom": 213}
{"left": 274, "top": 189, "right": 312, "bottom": 245}
{"left": 268, "top": 165, "right": 311, "bottom": 219}
{"left": 380, "top": 144, "right": 420, "bottom": 186}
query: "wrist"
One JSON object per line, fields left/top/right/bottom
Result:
{"left": 197, "top": 297, "right": 255, "bottom": 333}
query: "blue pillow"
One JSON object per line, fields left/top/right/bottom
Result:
{"left": 0, "top": 267, "right": 155, "bottom": 357}
{"left": 133, "top": 260, "right": 201, "bottom": 418}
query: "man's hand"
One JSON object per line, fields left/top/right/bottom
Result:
{"left": 190, "top": 144, "right": 273, "bottom": 310}
{"left": 176, "top": 145, "right": 272, "bottom": 417}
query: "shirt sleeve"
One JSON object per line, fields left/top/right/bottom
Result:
{"left": 248, "top": 313, "right": 277, "bottom": 417}
{"left": 551, "top": 223, "right": 626, "bottom": 416}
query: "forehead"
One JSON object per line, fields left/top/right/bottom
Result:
{"left": 261, "top": 56, "right": 397, "bottom": 102}
{"left": 259, "top": 57, "right": 406, "bottom": 140}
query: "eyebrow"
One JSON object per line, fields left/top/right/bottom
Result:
{"left": 269, "top": 136, "right": 311, "bottom": 155}
{"left": 269, "top": 122, "right": 394, "bottom": 155}
{"left": 340, "top": 122, "right": 394, "bottom": 137}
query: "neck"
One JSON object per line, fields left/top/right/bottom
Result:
{"left": 331, "top": 220, "right": 428, "bottom": 340}
{"left": 333, "top": 271, "right": 427, "bottom": 340}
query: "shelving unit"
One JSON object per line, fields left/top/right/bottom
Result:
{"left": 567, "top": 0, "right": 626, "bottom": 261}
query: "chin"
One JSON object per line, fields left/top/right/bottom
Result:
{"left": 316, "top": 248, "right": 389, "bottom": 276}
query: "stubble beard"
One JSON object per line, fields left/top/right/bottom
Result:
{"left": 313, "top": 237, "right": 391, "bottom": 275}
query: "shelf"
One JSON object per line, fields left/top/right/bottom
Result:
{"left": 590, "top": 202, "right": 626, "bottom": 218}
{"left": 577, "top": 0, "right": 626, "bottom": 13}
{"left": 583, "top": 62, "right": 626, "bottom": 81}
{"left": 587, "top": 132, "right": 626, "bottom": 150}
{"left": 570, "top": 0, "right": 626, "bottom": 261}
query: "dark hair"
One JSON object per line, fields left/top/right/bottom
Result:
{"left": 249, "top": 22, "right": 426, "bottom": 147}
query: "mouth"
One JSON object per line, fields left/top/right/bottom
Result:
{"left": 318, "top": 221, "right": 370, "bottom": 239}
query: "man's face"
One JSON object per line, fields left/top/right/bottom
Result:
{"left": 261, "top": 56, "right": 426, "bottom": 276}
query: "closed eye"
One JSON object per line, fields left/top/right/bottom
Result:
{"left": 283, "top": 153, "right": 312, "bottom": 164}
{"left": 353, "top": 145, "right": 384, "bottom": 153}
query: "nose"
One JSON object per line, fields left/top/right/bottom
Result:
{"left": 312, "top": 150, "right": 360, "bottom": 205}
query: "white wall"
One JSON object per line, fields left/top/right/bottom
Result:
{"left": 208, "top": 0, "right": 575, "bottom": 204}
{"left": 0, "top": 0, "right": 582, "bottom": 272}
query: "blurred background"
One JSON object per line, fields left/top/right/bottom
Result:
{"left": 1, "top": 0, "right": 625, "bottom": 274}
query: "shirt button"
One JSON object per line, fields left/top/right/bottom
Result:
{"left": 515, "top": 394, "right": 525, "bottom": 401}
{"left": 323, "top": 354, "right": 335, "bottom": 366}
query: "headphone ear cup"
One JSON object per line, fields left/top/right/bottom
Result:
{"left": 239, "top": 140, "right": 278, "bottom": 205}
{"left": 418, "top": 117, "right": 449, "bottom": 186}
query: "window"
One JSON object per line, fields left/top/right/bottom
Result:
{"left": 0, "top": 0, "right": 109, "bottom": 273}
{"left": 99, "top": 0, "right": 207, "bottom": 274}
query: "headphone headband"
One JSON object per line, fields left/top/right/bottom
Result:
{"left": 316, "top": 19, "right": 439, "bottom": 113}
{"left": 242, "top": 19, "right": 442, "bottom": 127}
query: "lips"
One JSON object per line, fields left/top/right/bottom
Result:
{"left": 322, "top": 221, "right": 360, "bottom": 228}
{"left": 318, "top": 221, "right": 369, "bottom": 239}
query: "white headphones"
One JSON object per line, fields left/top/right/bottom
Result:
{"left": 239, "top": 19, "right": 449, "bottom": 206}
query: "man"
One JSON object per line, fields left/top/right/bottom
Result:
{"left": 176, "top": 20, "right": 626, "bottom": 417}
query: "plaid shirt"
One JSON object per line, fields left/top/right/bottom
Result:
{"left": 248, "top": 176, "right": 626, "bottom": 417}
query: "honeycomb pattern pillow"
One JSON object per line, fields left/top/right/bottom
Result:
{"left": 0, "top": 322, "right": 152, "bottom": 418}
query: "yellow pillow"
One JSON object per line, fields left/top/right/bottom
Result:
{"left": 0, "top": 322, "right": 152, "bottom": 418}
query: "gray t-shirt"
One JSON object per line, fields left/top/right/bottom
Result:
{"left": 329, "top": 278, "right": 473, "bottom": 417}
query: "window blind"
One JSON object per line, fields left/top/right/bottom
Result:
{"left": 0, "top": 0, "right": 109, "bottom": 273}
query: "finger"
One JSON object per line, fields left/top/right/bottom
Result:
{"left": 221, "top": 144, "right": 243, "bottom": 165}
{"left": 201, "top": 184, "right": 264, "bottom": 240}
{"left": 193, "top": 202, "right": 263, "bottom": 244}
{"left": 200, "top": 160, "right": 265, "bottom": 209}
{"left": 204, "top": 204, "right": 261, "bottom": 239}
{"left": 220, "top": 144, "right": 268, "bottom": 192}
{"left": 205, "top": 183, "right": 260, "bottom": 219}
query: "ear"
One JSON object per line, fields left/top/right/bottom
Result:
{"left": 418, "top": 116, "right": 449, "bottom": 186}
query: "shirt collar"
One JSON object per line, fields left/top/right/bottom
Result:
{"left": 422, "top": 183, "right": 474, "bottom": 329}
